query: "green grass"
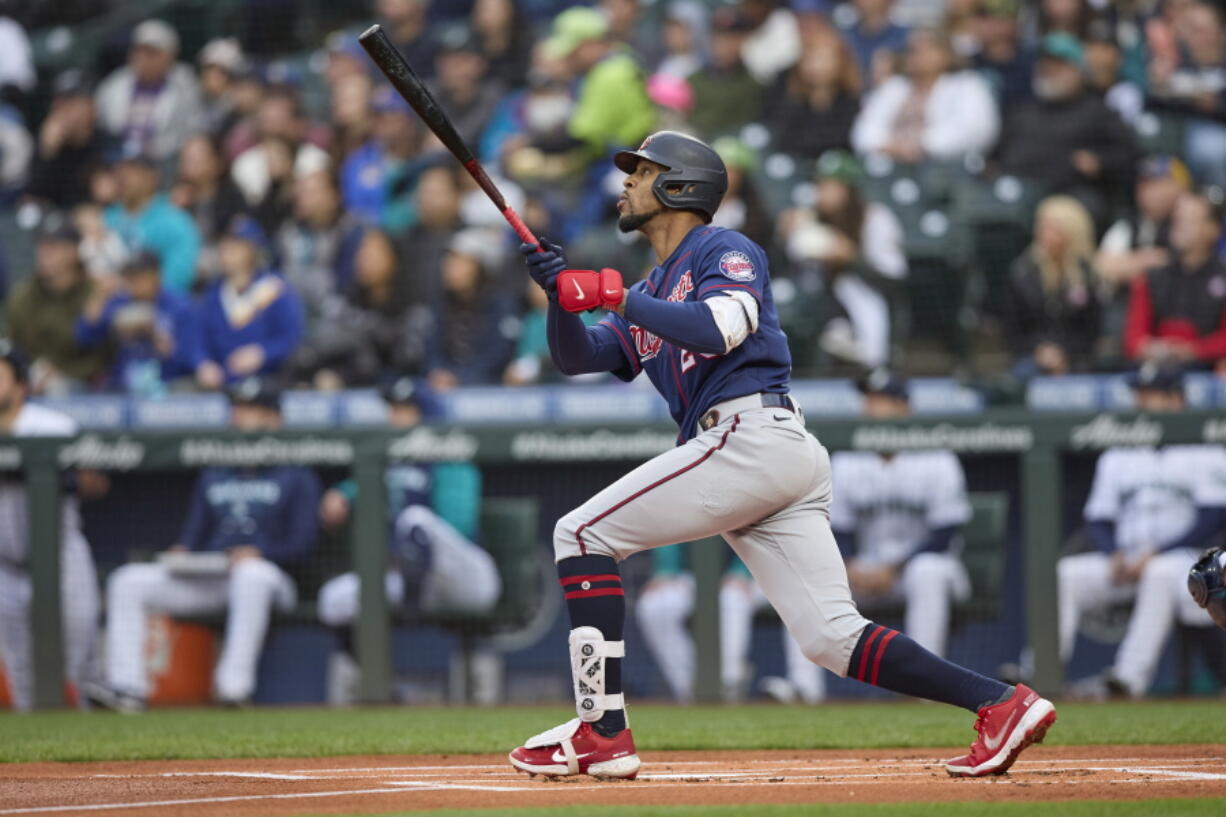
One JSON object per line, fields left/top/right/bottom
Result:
{"left": 313, "top": 802, "right": 1226, "bottom": 817}
{"left": 1, "top": 700, "right": 1222, "bottom": 763}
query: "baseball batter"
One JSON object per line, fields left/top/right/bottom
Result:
{"left": 636, "top": 545, "right": 822, "bottom": 703}
{"left": 508, "top": 131, "right": 1056, "bottom": 780}
{"left": 1059, "top": 364, "right": 1226, "bottom": 697}
{"left": 0, "top": 342, "right": 98, "bottom": 711}
{"left": 832, "top": 370, "right": 972, "bottom": 659}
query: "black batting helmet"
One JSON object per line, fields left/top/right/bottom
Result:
{"left": 613, "top": 131, "right": 728, "bottom": 223}
{"left": 1188, "top": 546, "right": 1226, "bottom": 630}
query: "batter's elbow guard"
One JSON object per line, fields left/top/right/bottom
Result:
{"left": 1187, "top": 547, "right": 1226, "bottom": 630}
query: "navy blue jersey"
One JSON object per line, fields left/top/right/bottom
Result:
{"left": 596, "top": 226, "right": 791, "bottom": 441}
{"left": 180, "top": 466, "right": 322, "bottom": 567}
{"left": 386, "top": 464, "right": 433, "bottom": 522}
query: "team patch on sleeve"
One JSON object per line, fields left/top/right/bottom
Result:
{"left": 718, "top": 251, "right": 756, "bottom": 282}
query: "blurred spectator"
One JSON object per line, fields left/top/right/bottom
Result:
{"left": 711, "top": 137, "right": 772, "bottom": 250}
{"left": 839, "top": 0, "right": 910, "bottom": 88}
{"left": 6, "top": 218, "right": 107, "bottom": 393}
{"left": 646, "top": 72, "right": 695, "bottom": 132}
{"left": 1038, "top": 0, "right": 1092, "bottom": 38}
{"left": 545, "top": 7, "right": 655, "bottom": 161}
{"left": 89, "top": 378, "right": 321, "bottom": 711}
{"left": 0, "top": 96, "right": 28, "bottom": 198}
{"left": 687, "top": 8, "right": 761, "bottom": 138}
{"left": 995, "top": 33, "right": 1136, "bottom": 230}
{"left": 430, "top": 25, "right": 501, "bottom": 151}
{"left": 780, "top": 151, "right": 905, "bottom": 368}
{"left": 1125, "top": 191, "right": 1226, "bottom": 368}
{"left": 221, "top": 68, "right": 268, "bottom": 160}
{"left": 1148, "top": 1, "right": 1226, "bottom": 187}
{"left": 851, "top": 28, "right": 999, "bottom": 163}
{"left": 276, "top": 170, "right": 365, "bottom": 330}
{"left": 94, "top": 20, "right": 203, "bottom": 161}
{"left": 970, "top": 0, "right": 1034, "bottom": 110}
{"left": 170, "top": 134, "right": 247, "bottom": 278}
{"left": 294, "top": 229, "right": 422, "bottom": 389}
{"left": 378, "top": 0, "right": 437, "bottom": 80}
{"left": 505, "top": 280, "right": 553, "bottom": 386}
{"left": 1002, "top": 195, "right": 1103, "bottom": 377}
{"left": 397, "top": 165, "right": 463, "bottom": 303}
{"left": 472, "top": 0, "right": 532, "bottom": 88}
{"left": 764, "top": 26, "right": 861, "bottom": 160}
{"left": 739, "top": 0, "right": 802, "bottom": 85}
{"left": 328, "top": 71, "right": 374, "bottom": 168}
{"left": 0, "top": 11, "right": 32, "bottom": 102}
{"left": 195, "top": 217, "right": 304, "bottom": 388}
{"left": 230, "top": 85, "right": 330, "bottom": 223}
{"left": 26, "top": 71, "right": 101, "bottom": 209}
{"left": 425, "top": 229, "right": 517, "bottom": 389}
{"left": 944, "top": 0, "right": 981, "bottom": 57}
{"left": 73, "top": 203, "right": 127, "bottom": 281}
{"left": 657, "top": 1, "right": 711, "bottom": 79}
{"left": 75, "top": 252, "right": 202, "bottom": 396}
{"left": 341, "top": 85, "right": 423, "bottom": 229}
{"left": 323, "top": 32, "right": 370, "bottom": 90}
{"left": 603, "top": 0, "right": 663, "bottom": 67}
{"left": 1098, "top": 156, "right": 1190, "bottom": 293}
{"left": 104, "top": 152, "right": 201, "bottom": 294}
{"left": 197, "top": 38, "right": 245, "bottom": 139}
{"left": 1084, "top": 17, "right": 1143, "bottom": 127}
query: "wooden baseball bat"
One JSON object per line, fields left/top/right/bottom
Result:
{"left": 358, "top": 24, "right": 539, "bottom": 247}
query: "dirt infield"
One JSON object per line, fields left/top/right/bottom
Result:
{"left": 3, "top": 745, "right": 1225, "bottom": 816}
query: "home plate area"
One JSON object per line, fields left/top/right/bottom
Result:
{"left": 3, "top": 746, "right": 1225, "bottom": 815}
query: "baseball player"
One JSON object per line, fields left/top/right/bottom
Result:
{"left": 508, "top": 131, "right": 1055, "bottom": 780}
{"left": 832, "top": 370, "right": 973, "bottom": 659}
{"left": 86, "top": 378, "right": 321, "bottom": 710}
{"left": 1059, "top": 363, "right": 1226, "bottom": 697}
{"left": 316, "top": 376, "right": 501, "bottom": 703}
{"left": 0, "top": 341, "right": 99, "bottom": 711}
{"left": 636, "top": 544, "right": 823, "bottom": 703}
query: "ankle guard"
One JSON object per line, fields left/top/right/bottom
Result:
{"left": 569, "top": 626, "right": 624, "bottom": 723}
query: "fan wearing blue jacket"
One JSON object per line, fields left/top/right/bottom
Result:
{"left": 195, "top": 217, "right": 305, "bottom": 389}
{"left": 88, "top": 379, "right": 321, "bottom": 711}
{"left": 75, "top": 252, "right": 203, "bottom": 395}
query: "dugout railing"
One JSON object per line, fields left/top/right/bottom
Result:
{"left": 9, "top": 409, "right": 1226, "bottom": 709}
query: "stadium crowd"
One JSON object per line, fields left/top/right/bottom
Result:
{"left": 1, "top": 0, "right": 1226, "bottom": 395}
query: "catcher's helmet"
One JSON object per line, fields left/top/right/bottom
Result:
{"left": 613, "top": 131, "right": 728, "bottom": 223}
{"left": 1188, "top": 546, "right": 1226, "bottom": 630}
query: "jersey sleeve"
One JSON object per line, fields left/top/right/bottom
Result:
{"left": 594, "top": 309, "right": 642, "bottom": 382}
{"left": 1084, "top": 451, "right": 1122, "bottom": 522}
{"left": 828, "top": 453, "right": 856, "bottom": 532}
{"left": 692, "top": 230, "right": 769, "bottom": 305}
{"left": 925, "top": 454, "right": 972, "bottom": 529}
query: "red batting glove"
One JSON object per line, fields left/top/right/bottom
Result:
{"left": 557, "top": 268, "right": 624, "bottom": 313}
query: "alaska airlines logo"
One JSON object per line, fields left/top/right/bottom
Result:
{"left": 629, "top": 271, "right": 694, "bottom": 361}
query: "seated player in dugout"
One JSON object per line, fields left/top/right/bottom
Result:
{"left": 316, "top": 376, "right": 500, "bottom": 704}
{"left": 637, "top": 543, "right": 825, "bottom": 704}
{"left": 86, "top": 377, "right": 321, "bottom": 711}
{"left": 1058, "top": 363, "right": 1226, "bottom": 698}
{"left": 509, "top": 130, "right": 1056, "bottom": 781}
{"left": 833, "top": 369, "right": 973, "bottom": 660}
{"left": 0, "top": 341, "right": 101, "bottom": 712}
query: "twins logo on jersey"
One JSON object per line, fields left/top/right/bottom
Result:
{"left": 630, "top": 271, "right": 695, "bottom": 361}
{"left": 719, "top": 251, "right": 756, "bottom": 282}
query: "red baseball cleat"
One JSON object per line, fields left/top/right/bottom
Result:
{"left": 508, "top": 718, "right": 641, "bottom": 779}
{"left": 944, "top": 683, "right": 1057, "bottom": 777}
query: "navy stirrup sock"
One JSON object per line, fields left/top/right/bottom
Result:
{"left": 849, "top": 623, "right": 1010, "bottom": 712}
{"left": 557, "top": 554, "right": 626, "bottom": 735}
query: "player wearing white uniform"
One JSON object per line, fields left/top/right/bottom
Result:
{"left": 831, "top": 371, "right": 972, "bottom": 659}
{"left": 87, "top": 378, "right": 321, "bottom": 711}
{"left": 636, "top": 545, "right": 823, "bottom": 703}
{"left": 316, "top": 378, "right": 501, "bottom": 704}
{"left": 1058, "top": 364, "right": 1226, "bottom": 697}
{"left": 0, "top": 342, "right": 99, "bottom": 711}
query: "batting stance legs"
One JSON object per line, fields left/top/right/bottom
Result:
{"left": 511, "top": 409, "right": 1047, "bottom": 778}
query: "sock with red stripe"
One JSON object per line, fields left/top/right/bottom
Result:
{"left": 557, "top": 555, "right": 626, "bottom": 736}
{"left": 849, "top": 623, "right": 1010, "bottom": 713}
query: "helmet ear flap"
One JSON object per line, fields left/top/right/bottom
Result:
{"left": 1189, "top": 547, "right": 1226, "bottom": 630}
